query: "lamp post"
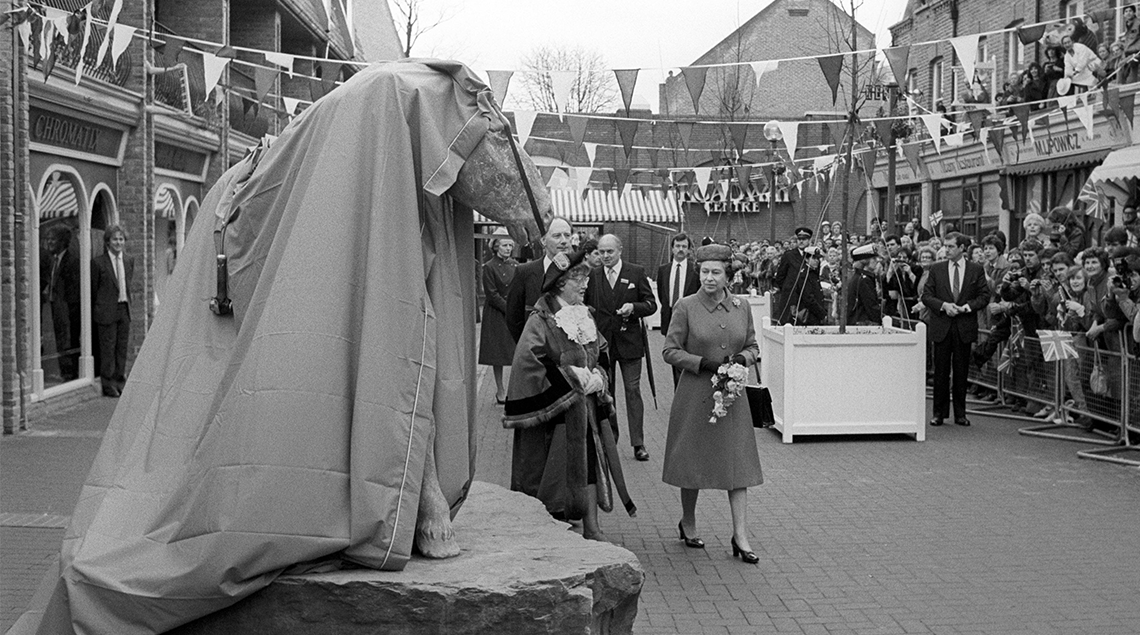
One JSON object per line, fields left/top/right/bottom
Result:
{"left": 886, "top": 83, "right": 899, "bottom": 236}
{"left": 763, "top": 120, "right": 783, "bottom": 243}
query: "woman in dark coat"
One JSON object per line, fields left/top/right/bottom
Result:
{"left": 503, "top": 249, "right": 636, "bottom": 540}
{"left": 662, "top": 243, "right": 763, "bottom": 564}
{"left": 479, "top": 232, "right": 517, "bottom": 403}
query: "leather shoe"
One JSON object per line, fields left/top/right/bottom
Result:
{"left": 929, "top": 417, "right": 944, "bottom": 427}
{"left": 102, "top": 386, "right": 120, "bottom": 398}
{"left": 634, "top": 446, "right": 649, "bottom": 461}
{"left": 954, "top": 417, "right": 971, "bottom": 426}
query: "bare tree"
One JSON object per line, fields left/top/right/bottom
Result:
{"left": 389, "top": 0, "right": 454, "bottom": 57}
{"left": 516, "top": 45, "right": 618, "bottom": 113}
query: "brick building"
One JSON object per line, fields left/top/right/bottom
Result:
{"left": 875, "top": 0, "right": 1139, "bottom": 245}
{"left": 1, "top": 0, "right": 402, "bottom": 431}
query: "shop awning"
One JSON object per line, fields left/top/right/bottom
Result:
{"left": 155, "top": 186, "right": 178, "bottom": 219}
{"left": 38, "top": 173, "right": 79, "bottom": 220}
{"left": 1085, "top": 144, "right": 1140, "bottom": 188}
{"left": 1002, "top": 149, "right": 1113, "bottom": 176}
{"left": 476, "top": 187, "right": 681, "bottom": 225}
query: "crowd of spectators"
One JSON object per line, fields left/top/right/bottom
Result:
{"left": 996, "top": 10, "right": 1140, "bottom": 109}
{"left": 711, "top": 204, "right": 1140, "bottom": 428}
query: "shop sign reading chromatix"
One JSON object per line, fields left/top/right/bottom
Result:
{"left": 29, "top": 106, "right": 127, "bottom": 165}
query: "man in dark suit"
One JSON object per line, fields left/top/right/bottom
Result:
{"left": 772, "top": 226, "right": 813, "bottom": 324}
{"left": 505, "top": 216, "right": 573, "bottom": 342}
{"left": 44, "top": 226, "right": 82, "bottom": 381}
{"left": 656, "top": 233, "right": 699, "bottom": 385}
{"left": 92, "top": 225, "right": 134, "bottom": 397}
{"left": 586, "top": 234, "right": 657, "bottom": 461}
{"left": 921, "top": 232, "right": 991, "bottom": 427}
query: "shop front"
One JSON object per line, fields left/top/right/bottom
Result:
{"left": 1001, "top": 109, "right": 1131, "bottom": 246}
{"left": 28, "top": 100, "right": 130, "bottom": 399}
{"left": 153, "top": 135, "right": 211, "bottom": 309}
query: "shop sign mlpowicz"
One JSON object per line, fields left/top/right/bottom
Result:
{"left": 30, "top": 106, "right": 125, "bottom": 164}
{"left": 1002, "top": 113, "right": 1128, "bottom": 165}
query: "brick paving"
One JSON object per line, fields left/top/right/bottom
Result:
{"left": 5, "top": 333, "right": 1140, "bottom": 634}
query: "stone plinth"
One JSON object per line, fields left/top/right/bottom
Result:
{"left": 172, "top": 481, "right": 644, "bottom": 634}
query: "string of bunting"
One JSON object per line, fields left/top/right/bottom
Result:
{"left": 3, "top": 0, "right": 1136, "bottom": 197}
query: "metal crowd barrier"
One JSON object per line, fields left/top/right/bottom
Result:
{"left": 891, "top": 317, "right": 1139, "bottom": 467}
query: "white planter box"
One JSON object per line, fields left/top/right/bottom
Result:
{"left": 759, "top": 317, "right": 926, "bottom": 443}
{"left": 736, "top": 291, "right": 771, "bottom": 331}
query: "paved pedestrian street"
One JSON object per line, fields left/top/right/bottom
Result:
{"left": 4, "top": 331, "right": 1139, "bottom": 634}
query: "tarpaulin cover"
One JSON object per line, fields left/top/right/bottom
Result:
{"left": 16, "top": 59, "right": 530, "bottom": 635}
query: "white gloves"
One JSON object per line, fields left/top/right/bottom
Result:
{"left": 570, "top": 367, "right": 605, "bottom": 394}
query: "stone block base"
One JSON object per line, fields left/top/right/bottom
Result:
{"left": 172, "top": 481, "right": 644, "bottom": 634}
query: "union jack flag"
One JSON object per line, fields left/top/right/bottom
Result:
{"left": 998, "top": 322, "right": 1026, "bottom": 374}
{"left": 1037, "top": 330, "right": 1079, "bottom": 362}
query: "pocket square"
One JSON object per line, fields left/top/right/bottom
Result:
{"left": 627, "top": 282, "right": 636, "bottom": 289}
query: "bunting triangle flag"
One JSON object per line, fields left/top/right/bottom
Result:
{"left": 748, "top": 60, "right": 778, "bottom": 88}
{"left": 583, "top": 142, "right": 597, "bottom": 167}
{"left": 549, "top": 70, "right": 575, "bottom": 114}
{"left": 574, "top": 167, "right": 593, "bottom": 192}
{"left": 487, "top": 70, "right": 513, "bottom": 107}
{"left": 874, "top": 119, "right": 893, "bottom": 146}
{"left": 1121, "top": 93, "right": 1135, "bottom": 125}
{"left": 1102, "top": 86, "right": 1121, "bottom": 118}
{"left": 776, "top": 121, "right": 799, "bottom": 160}
{"left": 612, "top": 169, "right": 630, "bottom": 197}
{"left": 856, "top": 146, "right": 879, "bottom": 180}
{"left": 16, "top": 21, "right": 33, "bottom": 56}
{"left": 613, "top": 69, "right": 639, "bottom": 115}
{"left": 817, "top": 54, "right": 844, "bottom": 105}
{"left": 902, "top": 143, "right": 923, "bottom": 174}
{"left": 282, "top": 96, "right": 300, "bottom": 116}
{"left": 729, "top": 123, "right": 748, "bottom": 158}
{"left": 75, "top": 5, "right": 93, "bottom": 85}
{"left": 110, "top": 25, "right": 135, "bottom": 66}
{"left": 648, "top": 146, "right": 660, "bottom": 169}
{"left": 944, "top": 132, "right": 966, "bottom": 147}
{"left": 682, "top": 67, "right": 708, "bottom": 115}
{"left": 538, "top": 165, "right": 556, "bottom": 186}
{"left": 949, "top": 34, "right": 980, "bottom": 82}
{"left": 309, "top": 77, "right": 326, "bottom": 102}
{"left": 1017, "top": 24, "right": 1046, "bottom": 45}
{"left": 1056, "top": 93, "right": 1077, "bottom": 112}
{"left": 567, "top": 115, "right": 588, "bottom": 147}
{"left": 616, "top": 118, "right": 639, "bottom": 158}
{"left": 254, "top": 66, "right": 276, "bottom": 107}
{"left": 987, "top": 127, "right": 1005, "bottom": 157}
{"left": 202, "top": 52, "right": 229, "bottom": 96}
{"left": 693, "top": 167, "right": 712, "bottom": 198}
{"left": 965, "top": 109, "right": 987, "bottom": 134}
{"left": 1012, "top": 104, "right": 1031, "bottom": 140}
{"left": 1075, "top": 96, "right": 1094, "bottom": 139}
{"left": 676, "top": 121, "right": 694, "bottom": 149}
{"left": 736, "top": 164, "right": 753, "bottom": 195}
{"left": 919, "top": 114, "right": 944, "bottom": 152}
{"left": 883, "top": 46, "right": 910, "bottom": 89}
{"left": 513, "top": 110, "right": 537, "bottom": 147}
{"left": 813, "top": 154, "right": 834, "bottom": 172}
{"left": 264, "top": 51, "right": 294, "bottom": 76}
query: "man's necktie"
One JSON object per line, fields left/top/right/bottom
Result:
{"left": 607, "top": 267, "right": 617, "bottom": 288}
{"left": 671, "top": 263, "right": 681, "bottom": 306}
{"left": 115, "top": 255, "right": 128, "bottom": 303}
{"left": 951, "top": 262, "right": 960, "bottom": 300}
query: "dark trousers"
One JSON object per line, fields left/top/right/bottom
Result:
{"left": 933, "top": 327, "right": 972, "bottom": 420}
{"left": 96, "top": 302, "right": 130, "bottom": 386}
{"left": 607, "top": 357, "right": 645, "bottom": 447}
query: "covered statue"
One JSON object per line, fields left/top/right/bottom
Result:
{"left": 12, "top": 59, "right": 551, "bottom": 634}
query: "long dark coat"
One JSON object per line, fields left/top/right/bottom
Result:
{"left": 478, "top": 255, "right": 517, "bottom": 366}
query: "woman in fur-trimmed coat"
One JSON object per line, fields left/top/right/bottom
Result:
{"left": 503, "top": 250, "right": 635, "bottom": 541}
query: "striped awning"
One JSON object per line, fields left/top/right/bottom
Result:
{"left": 474, "top": 188, "right": 681, "bottom": 225}
{"left": 38, "top": 172, "right": 79, "bottom": 220}
{"left": 1085, "top": 144, "right": 1140, "bottom": 188}
{"left": 155, "top": 186, "right": 178, "bottom": 219}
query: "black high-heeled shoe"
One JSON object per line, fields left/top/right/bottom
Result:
{"left": 677, "top": 521, "right": 705, "bottom": 549}
{"left": 730, "top": 537, "right": 759, "bottom": 564}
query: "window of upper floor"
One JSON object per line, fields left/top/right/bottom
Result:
{"left": 930, "top": 57, "right": 944, "bottom": 110}
{"left": 1062, "top": 0, "right": 1085, "bottom": 20}
{"left": 1006, "top": 21, "right": 1026, "bottom": 74}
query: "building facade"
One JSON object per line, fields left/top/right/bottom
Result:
{"left": 878, "top": 0, "right": 1138, "bottom": 244}
{"left": 1, "top": 0, "right": 402, "bottom": 431}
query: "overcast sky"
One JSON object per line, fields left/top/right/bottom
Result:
{"left": 402, "top": 0, "right": 911, "bottom": 112}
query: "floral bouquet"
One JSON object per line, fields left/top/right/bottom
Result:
{"left": 709, "top": 362, "right": 748, "bottom": 424}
